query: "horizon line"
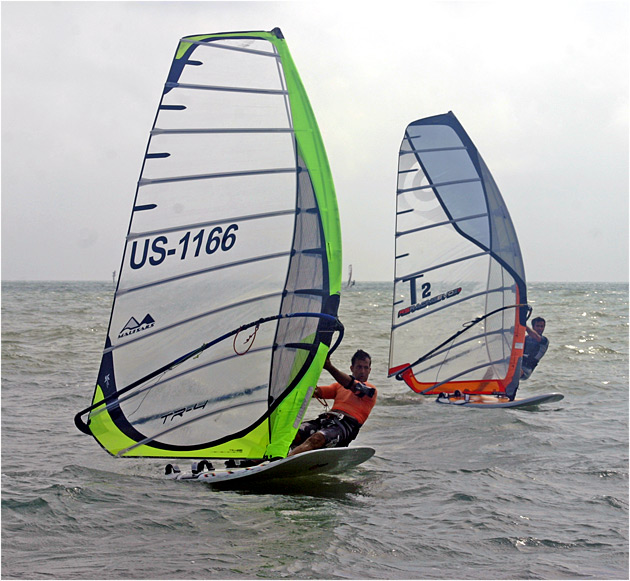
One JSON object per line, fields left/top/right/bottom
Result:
{"left": 2, "top": 279, "right": 629, "bottom": 285}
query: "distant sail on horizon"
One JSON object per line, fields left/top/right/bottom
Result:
{"left": 346, "top": 264, "right": 355, "bottom": 288}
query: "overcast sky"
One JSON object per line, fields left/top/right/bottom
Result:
{"left": 2, "top": 0, "right": 628, "bottom": 283}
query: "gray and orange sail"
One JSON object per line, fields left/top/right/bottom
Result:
{"left": 388, "top": 112, "right": 528, "bottom": 398}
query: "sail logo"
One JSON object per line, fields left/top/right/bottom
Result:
{"left": 129, "top": 224, "right": 239, "bottom": 270}
{"left": 119, "top": 314, "right": 155, "bottom": 338}
{"left": 398, "top": 287, "right": 462, "bottom": 318}
{"left": 161, "top": 400, "right": 208, "bottom": 424}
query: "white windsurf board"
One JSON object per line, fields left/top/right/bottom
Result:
{"left": 166, "top": 447, "right": 375, "bottom": 486}
{"left": 435, "top": 393, "right": 564, "bottom": 409}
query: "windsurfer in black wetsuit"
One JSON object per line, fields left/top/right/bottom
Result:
{"left": 521, "top": 316, "right": 549, "bottom": 380}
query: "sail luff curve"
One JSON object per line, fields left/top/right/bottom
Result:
{"left": 80, "top": 29, "right": 341, "bottom": 459}
{"left": 388, "top": 111, "right": 527, "bottom": 397}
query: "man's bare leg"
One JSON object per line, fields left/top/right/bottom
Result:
{"left": 287, "top": 432, "right": 325, "bottom": 456}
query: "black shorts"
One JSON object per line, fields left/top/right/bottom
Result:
{"left": 296, "top": 412, "right": 361, "bottom": 448}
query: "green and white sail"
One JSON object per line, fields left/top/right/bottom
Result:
{"left": 75, "top": 29, "right": 342, "bottom": 460}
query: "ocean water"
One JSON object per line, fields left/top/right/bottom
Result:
{"left": 1, "top": 280, "right": 628, "bottom": 580}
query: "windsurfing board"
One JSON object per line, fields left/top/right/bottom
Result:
{"left": 435, "top": 393, "right": 564, "bottom": 409}
{"left": 165, "top": 447, "right": 375, "bottom": 485}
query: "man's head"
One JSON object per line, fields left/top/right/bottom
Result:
{"left": 531, "top": 317, "right": 546, "bottom": 335}
{"left": 350, "top": 350, "right": 371, "bottom": 382}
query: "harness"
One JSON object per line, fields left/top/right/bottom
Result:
{"left": 523, "top": 335, "right": 549, "bottom": 370}
{"left": 318, "top": 411, "right": 361, "bottom": 447}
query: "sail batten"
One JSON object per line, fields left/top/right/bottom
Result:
{"left": 418, "top": 328, "right": 512, "bottom": 366}
{"left": 152, "top": 128, "right": 295, "bottom": 135}
{"left": 105, "top": 293, "right": 286, "bottom": 353}
{"left": 414, "top": 358, "right": 513, "bottom": 395}
{"left": 394, "top": 250, "right": 490, "bottom": 283}
{"left": 127, "top": 209, "right": 296, "bottom": 240}
{"left": 165, "top": 82, "right": 289, "bottom": 95}
{"left": 397, "top": 176, "right": 481, "bottom": 194}
{"left": 400, "top": 145, "right": 468, "bottom": 155}
{"left": 392, "top": 291, "right": 485, "bottom": 330}
{"left": 76, "top": 29, "right": 342, "bottom": 459}
{"left": 396, "top": 212, "right": 489, "bottom": 236}
{"left": 100, "top": 347, "right": 277, "bottom": 412}
{"left": 116, "top": 253, "right": 292, "bottom": 295}
{"left": 116, "top": 395, "right": 270, "bottom": 457}
{"left": 389, "top": 112, "right": 527, "bottom": 398}
{"left": 139, "top": 167, "right": 297, "bottom": 186}
{"left": 182, "top": 38, "right": 281, "bottom": 58}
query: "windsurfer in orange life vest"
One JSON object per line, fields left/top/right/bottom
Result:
{"left": 288, "top": 350, "right": 377, "bottom": 456}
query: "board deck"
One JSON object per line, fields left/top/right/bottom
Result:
{"left": 165, "top": 447, "right": 375, "bottom": 486}
{"left": 435, "top": 392, "right": 564, "bottom": 409}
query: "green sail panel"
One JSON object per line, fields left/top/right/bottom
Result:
{"left": 77, "top": 29, "right": 341, "bottom": 459}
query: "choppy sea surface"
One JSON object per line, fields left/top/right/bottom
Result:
{"left": 1, "top": 280, "right": 628, "bottom": 580}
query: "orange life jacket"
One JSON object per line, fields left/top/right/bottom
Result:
{"left": 317, "top": 382, "right": 377, "bottom": 425}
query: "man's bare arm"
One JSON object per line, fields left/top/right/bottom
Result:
{"left": 323, "top": 356, "right": 353, "bottom": 388}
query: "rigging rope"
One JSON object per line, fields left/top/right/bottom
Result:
{"left": 233, "top": 323, "right": 260, "bottom": 355}
{"left": 315, "top": 392, "right": 330, "bottom": 411}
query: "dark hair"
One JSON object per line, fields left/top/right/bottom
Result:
{"left": 532, "top": 317, "right": 546, "bottom": 326}
{"left": 351, "top": 349, "right": 371, "bottom": 365}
